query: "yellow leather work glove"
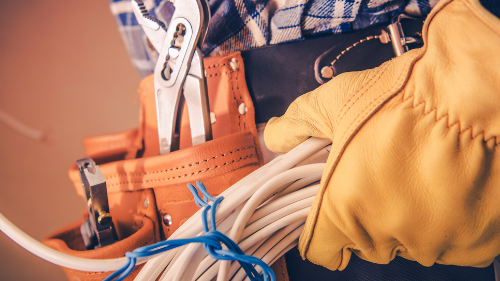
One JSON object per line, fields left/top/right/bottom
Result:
{"left": 264, "top": 0, "right": 500, "bottom": 271}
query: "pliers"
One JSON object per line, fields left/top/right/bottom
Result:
{"left": 131, "top": 0, "right": 212, "bottom": 154}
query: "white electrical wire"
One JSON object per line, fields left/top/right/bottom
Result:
{"left": 241, "top": 242, "right": 299, "bottom": 281}
{"left": 242, "top": 197, "right": 314, "bottom": 238}
{"left": 231, "top": 224, "right": 304, "bottom": 280}
{"left": 232, "top": 226, "right": 303, "bottom": 281}
{"left": 0, "top": 137, "right": 331, "bottom": 279}
{"left": 248, "top": 184, "right": 319, "bottom": 224}
{"left": 273, "top": 176, "right": 319, "bottom": 199}
{"left": 0, "top": 212, "right": 130, "bottom": 271}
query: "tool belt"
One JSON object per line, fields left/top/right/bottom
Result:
{"left": 42, "top": 52, "right": 290, "bottom": 281}
{"left": 42, "top": 16, "right": 438, "bottom": 281}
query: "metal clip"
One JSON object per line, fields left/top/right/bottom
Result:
{"left": 76, "top": 158, "right": 118, "bottom": 249}
{"left": 387, "top": 14, "right": 422, "bottom": 56}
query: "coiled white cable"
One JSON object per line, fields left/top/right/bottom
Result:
{"left": 136, "top": 137, "right": 330, "bottom": 281}
{"left": 215, "top": 164, "right": 324, "bottom": 281}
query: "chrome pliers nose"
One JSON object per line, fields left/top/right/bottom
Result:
{"left": 131, "top": 0, "right": 211, "bottom": 154}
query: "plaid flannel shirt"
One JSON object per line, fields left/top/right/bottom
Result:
{"left": 110, "top": 0, "right": 439, "bottom": 77}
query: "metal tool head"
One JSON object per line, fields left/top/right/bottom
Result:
{"left": 132, "top": 0, "right": 212, "bottom": 154}
{"left": 76, "top": 158, "right": 118, "bottom": 249}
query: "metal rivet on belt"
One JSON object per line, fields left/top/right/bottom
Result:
{"left": 143, "top": 198, "right": 149, "bottom": 209}
{"left": 321, "top": 66, "right": 334, "bottom": 79}
{"left": 210, "top": 112, "right": 216, "bottom": 124}
{"left": 229, "top": 58, "right": 239, "bottom": 71}
{"left": 163, "top": 214, "right": 172, "bottom": 226}
{"left": 238, "top": 103, "right": 248, "bottom": 115}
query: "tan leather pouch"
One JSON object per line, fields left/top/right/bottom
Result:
{"left": 43, "top": 52, "right": 288, "bottom": 281}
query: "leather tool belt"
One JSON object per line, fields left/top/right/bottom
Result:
{"left": 43, "top": 52, "right": 279, "bottom": 281}
{"left": 43, "top": 16, "right": 424, "bottom": 281}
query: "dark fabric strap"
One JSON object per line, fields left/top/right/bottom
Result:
{"left": 480, "top": 0, "right": 500, "bottom": 18}
{"left": 241, "top": 19, "right": 423, "bottom": 124}
{"left": 285, "top": 247, "right": 495, "bottom": 281}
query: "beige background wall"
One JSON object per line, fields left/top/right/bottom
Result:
{"left": 0, "top": 1, "right": 141, "bottom": 280}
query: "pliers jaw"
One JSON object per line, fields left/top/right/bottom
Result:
{"left": 131, "top": 1, "right": 167, "bottom": 52}
{"left": 132, "top": 0, "right": 212, "bottom": 155}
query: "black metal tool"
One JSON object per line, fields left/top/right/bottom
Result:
{"left": 76, "top": 158, "right": 118, "bottom": 249}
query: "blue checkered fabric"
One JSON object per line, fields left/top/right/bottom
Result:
{"left": 109, "top": 0, "right": 439, "bottom": 77}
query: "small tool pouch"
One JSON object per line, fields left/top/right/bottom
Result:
{"left": 42, "top": 52, "right": 289, "bottom": 281}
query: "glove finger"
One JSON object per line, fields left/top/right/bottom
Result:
{"left": 264, "top": 70, "right": 373, "bottom": 153}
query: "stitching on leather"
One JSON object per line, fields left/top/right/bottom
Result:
{"left": 206, "top": 71, "right": 230, "bottom": 78}
{"left": 330, "top": 35, "right": 381, "bottom": 67}
{"left": 229, "top": 63, "right": 242, "bottom": 131}
{"left": 333, "top": 62, "right": 390, "bottom": 131}
{"left": 205, "top": 63, "right": 226, "bottom": 69}
{"left": 106, "top": 154, "right": 257, "bottom": 187}
{"left": 403, "top": 96, "right": 500, "bottom": 144}
{"left": 337, "top": 55, "right": 416, "bottom": 153}
{"left": 105, "top": 145, "right": 255, "bottom": 179}
{"left": 235, "top": 67, "right": 245, "bottom": 131}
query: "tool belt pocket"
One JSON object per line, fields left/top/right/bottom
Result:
{"left": 42, "top": 213, "right": 156, "bottom": 281}
{"left": 42, "top": 52, "right": 267, "bottom": 281}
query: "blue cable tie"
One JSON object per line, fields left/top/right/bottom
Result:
{"left": 196, "top": 181, "right": 217, "bottom": 202}
{"left": 187, "top": 183, "right": 208, "bottom": 207}
{"left": 104, "top": 182, "right": 276, "bottom": 281}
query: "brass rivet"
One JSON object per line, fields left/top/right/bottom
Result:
{"left": 321, "top": 66, "right": 334, "bottom": 79}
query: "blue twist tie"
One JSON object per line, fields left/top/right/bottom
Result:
{"left": 104, "top": 181, "right": 276, "bottom": 281}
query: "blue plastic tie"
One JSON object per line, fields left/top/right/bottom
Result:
{"left": 104, "top": 182, "right": 276, "bottom": 281}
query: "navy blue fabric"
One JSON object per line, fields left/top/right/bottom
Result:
{"left": 285, "top": 247, "right": 495, "bottom": 281}
{"left": 480, "top": 0, "right": 500, "bottom": 18}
